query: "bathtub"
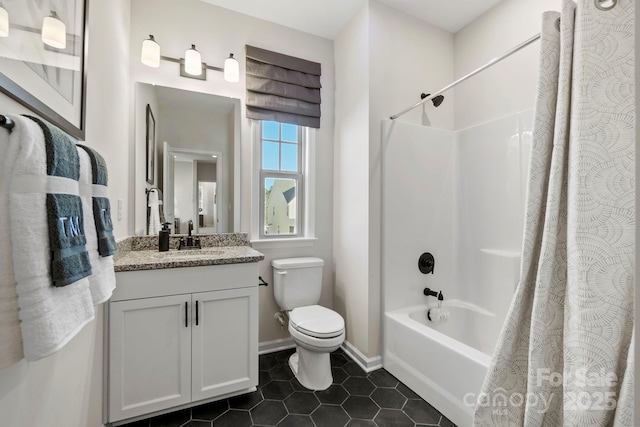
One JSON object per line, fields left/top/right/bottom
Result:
{"left": 383, "top": 301, "right": 502, "bottom": 427}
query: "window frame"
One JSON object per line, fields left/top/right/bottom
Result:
{"left": 251, "top": 120, "right": 316, "bottom": 247}
{"left": 259, "top": 123, "right": 304, "bottom": 239}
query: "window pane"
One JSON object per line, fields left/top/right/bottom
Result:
{"left": 262, "top": 121, "right": 279, "bottom": 140}
{"left": 281, "top": 124, "right": 298, "bottom": 142}
{"left": 264, "top": 178, "right": 297, "bottom": 236}
{"left": 281, "top": 143, "right": 298, "bottom": 172}
{"left": 262, "top": 141, "right": 280, "bottom": 170}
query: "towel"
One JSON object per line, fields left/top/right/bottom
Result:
{"left": 0, "top": 117, "right": 24, "bottom": 368}
{"left": 148, "top": 188, "right": 162, "bottom": 235}
{"left": 77, "top": 147, "right": 116, "bottom": 305}
{"left": 26, "top": 116, "right": 92, "bottom": 287}
{"left": 78, "top": 145, "right": 117, "bottom": 256}
{"left": 9, "top": 115, "right": 95, "bottom": 361}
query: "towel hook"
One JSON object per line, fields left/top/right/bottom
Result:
{"left": 145, "top": 187, "right": 158, "bottom": 195}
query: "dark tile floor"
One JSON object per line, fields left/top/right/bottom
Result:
{"left": 120, "top": 348, "right": 457, "bottom": 427}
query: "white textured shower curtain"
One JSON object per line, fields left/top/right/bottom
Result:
{"left": 474, "top": 0, "right": 634, "bottom": 426}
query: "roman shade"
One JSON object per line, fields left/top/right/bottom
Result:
{"left": 245, "top": 45, "right": 321, "bottom": 128}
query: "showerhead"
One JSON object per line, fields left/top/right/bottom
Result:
{"left": 421, "top": 93, "right": 445, "bottom": 107}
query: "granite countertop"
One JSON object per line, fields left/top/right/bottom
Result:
{"left": 114, "top": 233, "right": 265, "bottom": 272}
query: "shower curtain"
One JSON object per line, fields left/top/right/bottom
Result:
{"left": 474, "top": 1, "right": 634, "bottom": 426}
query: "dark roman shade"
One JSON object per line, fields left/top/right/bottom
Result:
{"left": 245, "top": 45, "right": 321, "bottom": 128}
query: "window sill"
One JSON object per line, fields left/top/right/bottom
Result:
{"left": 250, "top": 237, "right": 317, "bottom": 249}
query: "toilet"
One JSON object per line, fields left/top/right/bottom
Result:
{"left": 272, "top": 257, "right": 345, "bottom": 391}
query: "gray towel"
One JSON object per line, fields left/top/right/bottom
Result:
{"left": 78, "top": 145, "right": 117, "bottom": 257}
{"left": 25, "top": 116, "right": 92, "bottom": 287}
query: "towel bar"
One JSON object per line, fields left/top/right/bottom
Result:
{"left": 0, "top": 114, "right": 15, "bottom": 131}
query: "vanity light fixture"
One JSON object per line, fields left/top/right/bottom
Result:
{"left": 224, "top": 54, "right": 239, "bottom": 83}
{"left": 184, "top": 44, "right": 202, "bottom": 76}
{"left": 0, "top": 5, "right": 9, "bottom": 38}
{"left": 140, "top": 35, "right": 239, "bottom": 82}
{"left": 141, "top": 35, "right": 160, "bottom": 68}
{"left": 42, "top": 11, "right": 66, "bottom": 49}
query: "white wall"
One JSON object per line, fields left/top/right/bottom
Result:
{"left": 454, "top": 0, "right": 561, "bottom": 129}
{"left": 130, "top": 0, "right": 335, "bottom": 344}
{"left": 455, "top": 110, "right": 531, "bottom": 349}
{"left": 334, "top": 0, "right": 454, "bottom": 359}
{"left": 133, "top": 83, "right": 160, "bottom": 234}
{"left": 158, "top": 104, "right": 232, "bottom": 233}
{"left": 174, "top": 160, "right": 195, "bottom": 233}
{"left": 334, "top": 3, "right": 372, "bottom": 357}
{"left": 369, "top": 1, "right": 454, "bottom": 130}
{"left": 381, "top": 121, "right": 456, "bottom": 313}
{"left": 0, "top": 0, "right": 132, "bottom": 426}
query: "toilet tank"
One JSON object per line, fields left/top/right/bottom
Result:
{"left": 272, "top": 257, "right": 324, "bottom": 310}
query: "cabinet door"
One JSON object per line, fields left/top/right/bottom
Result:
{"left": 191, "top": 287, "right": 258, "bottom": 401}
{"left": 109, "top": 295, "right": 192, "bottom": 422}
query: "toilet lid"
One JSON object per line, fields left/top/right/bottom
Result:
{"left": 289, "top": 305, "right": 345, "bottom": 338}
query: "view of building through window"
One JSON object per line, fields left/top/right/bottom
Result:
{"left": 261, "top": 121, "right": 303, "bottom": 236}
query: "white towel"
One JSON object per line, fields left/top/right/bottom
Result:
{"left": 78, "top": 148, "right": 116, "bottom": 305}
{"left": 0, "top": 117, "right": 24, "bottom": 368}
{"left": 148, "top": 189, "right": 161, "bottom": 235}
{"left": 8, "top": 115, "right": 95, "bottom": 361}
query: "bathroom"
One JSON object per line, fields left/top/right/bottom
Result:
{"left": 0, "top": 0, "right": 636, "bottom": 426}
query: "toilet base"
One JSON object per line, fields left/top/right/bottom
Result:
{"left": 289, "top": 348, "right": 333, "bottom": 391}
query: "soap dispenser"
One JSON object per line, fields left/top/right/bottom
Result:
{"left": 159, "top": 223, "right": 170, "bottom": 252}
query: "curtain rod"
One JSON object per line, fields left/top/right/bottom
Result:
{"left": 390, "top": 32, "right": 542, "bottom": 120}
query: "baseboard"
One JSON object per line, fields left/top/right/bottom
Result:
{"left": 258, "top": 337, "right": 295, "bottom": 355}
{"left": 259, "top": 337, "right": 383, "bottom": 373}
{"left": 341, "top": 340, "right": 382, "bottom": 373}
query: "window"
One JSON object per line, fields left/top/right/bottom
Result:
{"left": 258, "top": 121, "right": 304, "bottom": 238}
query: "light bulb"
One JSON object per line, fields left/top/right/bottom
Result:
{"left": 141, "top": 35, "right": 160, "bottom": 68}
{"left": 42, "top": 11, "right": 66, "bottom": 49}
{"left": 184, "top": 44, "right": 202, "bottom": 76}
{"left": 0, "top": 7, "right": 9, "bottom": 38}
{"left": 224, "top": 53, "right": 239, "bottom": 83}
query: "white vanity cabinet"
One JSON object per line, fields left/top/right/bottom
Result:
{"left": 106, "top": 263, "right": 259, "bottom": 424}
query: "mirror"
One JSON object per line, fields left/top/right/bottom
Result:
{"left": 134, "top": 83, "right": 241, "bottom": 235}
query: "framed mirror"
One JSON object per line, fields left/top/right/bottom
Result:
{"left": 134, "top": 83, "right": 241, "bottom": 235}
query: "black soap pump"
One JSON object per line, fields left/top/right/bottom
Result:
{"left": 159, "top": 223, "right": 170, "bottom": 252}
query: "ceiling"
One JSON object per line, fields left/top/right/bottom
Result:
{"left": 199, "top": 0, "right": 505, "bottom": 38}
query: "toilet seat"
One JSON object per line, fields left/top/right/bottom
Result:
{"left": 289, "top": 305, "right": 345, "bottom": 339}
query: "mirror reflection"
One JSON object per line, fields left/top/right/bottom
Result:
{"left": 135, "top": 83, "right": 240, "bottom": 235}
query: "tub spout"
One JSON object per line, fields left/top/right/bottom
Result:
{"left": 423, "top": 288, "right": 444, "bottom": 301}
{"left": 423, "top": 288, "right": 437, "bottom": 297}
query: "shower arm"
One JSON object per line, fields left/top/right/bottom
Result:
{"left": 389, "top": 32, "right": 542, "bottom": 120}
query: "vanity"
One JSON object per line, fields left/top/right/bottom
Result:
{"left": 105, "top": 234, "right": 264, "bottom": 425}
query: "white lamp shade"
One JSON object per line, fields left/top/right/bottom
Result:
{"left": 141, "top": 36, "right": 160, "bottom": 68}
{"left": 184, "top": 45, "right": 202, "bottom": 76}
{"left": 224, "top": 53, "right": 239, "bottom": 83}
{"left": 0, "top": 7, "right": 9, "bottom": 38}
{"left": 42, "top": 13, "right": 66, "bottom": 49}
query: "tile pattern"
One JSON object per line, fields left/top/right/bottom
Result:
{"left": 119, "top": 348, "right": 457, "bottom": 427}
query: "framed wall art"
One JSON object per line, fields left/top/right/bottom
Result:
{"left": 0, "top": 0, "right": 88, "bottom": 140}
